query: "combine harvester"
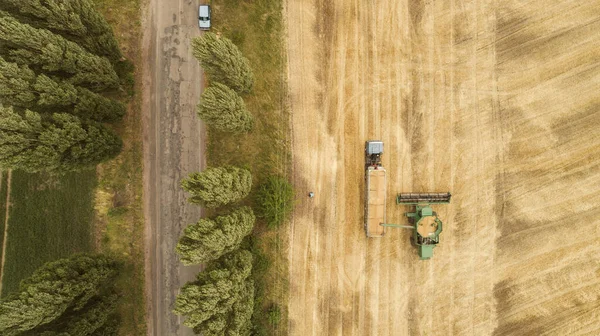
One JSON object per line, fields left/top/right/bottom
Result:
{"left": 384, "top": 192, "right": 452, "bottom": 260}
{"left": 363, "top": 141, "right": 451, "bottom": 259}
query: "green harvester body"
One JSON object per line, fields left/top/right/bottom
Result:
{"left": 382, "top": 192, "right": 451, "bottom": 260}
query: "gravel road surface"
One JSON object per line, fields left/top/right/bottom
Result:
{"left": 142, "top": 0, "right": 205, "bottom": 335}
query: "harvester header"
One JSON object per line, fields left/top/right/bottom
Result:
{"left": 395, "top": 192, "right": 451, "bottom": 260}
{"left": 396, "top": 192, "right": 452, "bottom": 204}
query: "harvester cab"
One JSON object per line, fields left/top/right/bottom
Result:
{"left": 382, "top": 192, "right": 451, "bottom": 260}
{"left": 366, "top": 141, "right": 383, "bottom": 167}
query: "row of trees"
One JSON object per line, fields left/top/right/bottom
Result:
{"left": 174, "top": 249, "right": 255, "bottom": 334}
{"left": 175, "top": 166, "right": 256, "bottom": 334}
{"left": 0, "top": 0, "right": 122, "bottom": 61}
{"left": 177, "top": 165, "right": 255, "bottom": 263}
{"left": 173, "top": 32, "right": 260, "bottom": 335}
{"left": 0, "top": 2, "right": 127, "bottom": 335}
{"left": 0, "top": 106, "right": 122, "bottom": 173}
{"left": 193, "top": 33, "right": 254, "bottom": 133}
{"left": 173, "top": 32, "right": 295, "bottom": 335}
{"left": 0, "top": 0, "right": 127, "bottom": 173}
{"left": 0, "top": 254, "right": 121, "bottom": 336}
{"left": 0, "top": 12, "right": 119, "bottom": 91}
{"left": 0, "top": 57, "right": 125, "bottom": 122}
{"left": 176, "top": 166, "right": 294, "bottom": 264}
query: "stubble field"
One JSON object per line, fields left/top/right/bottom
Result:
{"left": 285, "top": 0, "right": 600, "bottom": 335}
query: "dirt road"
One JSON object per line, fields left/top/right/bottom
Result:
{"left": 142, "top": 0, "right": 205, "bottom": 335}
{"left": 286, "top": 0, "right": 600, "bottom": 335}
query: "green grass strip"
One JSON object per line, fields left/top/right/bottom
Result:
{"left": 209, "top": 0, "right": 290, "bottom": 335}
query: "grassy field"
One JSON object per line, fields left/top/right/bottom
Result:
{"left": 0, "top": 170, "right": 96, "bottom": 297}
{"left": 209, "top": 0, "right": 290, "bottom": 334}
{"left": 93, "top": 0, "right": 146, "bottom": 334}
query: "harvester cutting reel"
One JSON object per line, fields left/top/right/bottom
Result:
{"left": 381, "top": 192, "right": 451, "bottom": 260}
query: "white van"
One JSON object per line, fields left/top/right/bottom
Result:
{"left": 198, "top": 5, "right": 211, "bottom": 30}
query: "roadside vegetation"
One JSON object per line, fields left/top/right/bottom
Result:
{"left": 181, "top": 166, "right": 253, "bottom": 208}
{"left": 209, "top": 1, "right": 290, "bottom": 334}
{"left": 175, "top": 164, "right": 257, "bottom": 334}
{"left": 173, "top": 0, "right": 290, "bottom": 334}
{"left": 197, "top": 83, "right": 254, "bottom": 133}
{"left": 256, "top": 176, "right": 294, "bottom": 229}
{"left": 0, "top": 0, "right": 145, "bottom": 334}
{"left": 175, "top": 249, "right": 255, "bottom": 335}
{"left": 92, "top": 0, "right": 146, "bottom": 334}
{"left": 176, "top": 206, "right": 255, "bottom": 265}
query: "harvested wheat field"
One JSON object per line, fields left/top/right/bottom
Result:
{"left": 285, "top": 0, "right": 600, "bottom": 335}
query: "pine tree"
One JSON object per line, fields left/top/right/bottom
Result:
{"left": 67, "top": 0, "right": 122, "bottom": 61}
{"left": 73, "top": 87, "right": 125, "bottom": 122}
{"left": 0, "top": 0, "right": 122, "bottom": 61}
{"left": 197, "top": 83, "right": 253, "bottom": 133}
{"left": 0, "top": 12, "right": 119, "bottom": 90}
{"left": 0, "top": 254, "right": 119, "bottom": 336}
{"left": 191, "top": 33, "right": 254, "bottom": 94}
{"left": 0, "top": 0, "right": 87, "bottom": 35}
{"left": 194, "top": 278, "right": 254, "bottom": 336}
{"left": 176, "top": 207, "right": 256, "bottom": 265}
{"left": 0, "top": 56, "right": 36, "bottom": 107}
{"left": 89, "top": 315, "right": 119, "bottom": 336}
{"left": 22, "top": 294, "right": 119, "bottom": 336}
{"left": 34, "top": 74, "right": 79, "bottom": 107}
{"left": 224, "top": 278, "right": 254, "bottom": 336}
{"left": 173, "top": 250, "right": 254, "bottom": 335}
{"left": 0, "top": 57, "right": 125, "bottom": 121}
{"left": 181, "top": 166, "right": 252, "bottom": 208}
{"left": 0, "top": 106, "right": 122, "bottom": 172}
